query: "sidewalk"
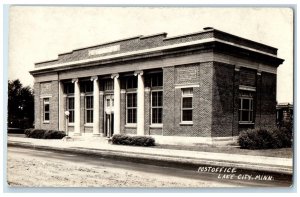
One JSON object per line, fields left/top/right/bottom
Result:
{"left": 7, "top": 136, "right": 293, "bottom": 175}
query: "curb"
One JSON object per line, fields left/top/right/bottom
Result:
{"left": 8, "top": 141, "right": 293, "bottom": 175}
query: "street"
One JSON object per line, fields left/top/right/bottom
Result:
{"left": 7, "top": 146, "right": 292, "bottom": 187}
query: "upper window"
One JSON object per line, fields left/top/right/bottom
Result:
{"left": 150, "top": 73, "right": 163, "bottom": 87}
{"left": 104, "top": 79, "right": 114, "bottom": 91}
{"left": 81, "top": 81, "right": 93, "bottom": 93}
{"left": 126, "top": 77, "right": 137, "bottom": 89}
{"left": 43, "top": 98, "right": 50, "bottom": 122}
{"left": 64, "top": 83, "right": 74, "bottom": 94}
{"left": 67, "top": 97, "right": 75, "bottom": 123}
{"left": 181, "top": 88, "right": 193, "bottom": 122}
{"left": 126, "top": 93, "right": 137, "bottom": 124}
{"left": 85, "top": 95, "right": 93, "bottom": 123}
{"left": 239, "top": 97, "right": 253, "bottom": 123}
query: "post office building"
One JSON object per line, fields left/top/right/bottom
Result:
{"left": 30, "top": 27, "right": 284, "bottom": 143}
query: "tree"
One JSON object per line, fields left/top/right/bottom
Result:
{"left": 8, "top": 79, "right": 34, "bottom": 128}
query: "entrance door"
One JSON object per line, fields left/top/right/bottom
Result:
{"left": 104, "top": 94, "right": 114, "bottom": 137}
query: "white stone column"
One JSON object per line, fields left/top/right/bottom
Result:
{"left": 135, "top": 71, "right": 145, "bottom": 135}
{"left": 91, "top": 76, "right": 100, "bottom": 136}
{"left": 112, "top": 74, "right": 121, "bottom": 135}
{"left": 58, "top": 81, "right": 65, "bottom": 131}
{"left": 72, "top": 78, "right": 81, "bottom": 135}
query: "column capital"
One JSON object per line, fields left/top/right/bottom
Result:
{"left": 111, "top": 73, "right": 119, "bottom": 79}
{"left": 234, "top": 66, "right": 240, "bottom": 72}
{"left": 257, "top": 70, "right": 262, "bottom": 76}
{"left": 72, "top": 78, "right": 79, "bottom": 83}
{"left": 134, "top": 70, "right": 143, "bottom": 76}
{"left": 90, "top": 76, "right": 98, "bottom": 81}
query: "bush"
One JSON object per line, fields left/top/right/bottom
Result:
{"left": 112, "top": 134, "right": 155, "bottom": 147}
{"left": 238, "top": 127, "right": 292, "bottom": 149}
{"left": 24, "top": 128, "right": 66, "bottom": 139}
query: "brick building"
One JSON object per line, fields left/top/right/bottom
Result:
{"left": 29, "top": 27, "right": 284, "bottom": 143}
{"left": 276, "top": 103, "right": 293, "bottom": 127}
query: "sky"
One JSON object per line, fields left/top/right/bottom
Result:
{"left": 8, "top": 6, "right": 293, "bottom": 103}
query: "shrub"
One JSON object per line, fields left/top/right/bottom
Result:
{"left": 24, "top": 128, "right": 66, "bottom": 139}
{"left": 272, "top": 127, "right": 292, "bottom": 148}
{"left": 238, "top": 127, "right": 292, "bottom": 149}
{"left": 112, "top": 134, "right": 155, "bottom": 147}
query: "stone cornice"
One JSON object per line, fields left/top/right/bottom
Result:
{"left": 30, "top": 39, "right": 283, "bottom": 76}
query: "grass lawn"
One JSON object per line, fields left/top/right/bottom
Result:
{"left": 155, "top": 144, "right": 293, "bottom": 158}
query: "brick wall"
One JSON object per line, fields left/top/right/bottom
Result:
{"left": 214, "top": 30, "right": 277, "bottom": 55}
{"left": 162, "top": 67, "right": 175, "bottom": 135}
{"left": 239, "top": 67, "right": 256, "bottom": 86}
{"left": 33, "top": 83, "right": 41, "bottom": 129}
{"left": 50, "top": 81, "right": 59, "bottom": 130}
{"left": 198, "top": 62, "right": 213, "bottom": 137}
{"left": 149, "top": 128, "right": 163, "bottom": 135}
{"left": 35, "top": 28, "right": 277, "bottom": 69}
{"left": 175, "top": 64, "right": 200, "bottom": 84}
{"left": 238, "top": 67, "right": 257, "bottom": 131}
{"left": 35, "top": 31, "right": 214, "bottom": 68}
{"left": 84, "top": 126, "right": 93, "bottom": 134}
{"left": 40, "top": 82, "right": 52, "bottom": 94}
{"left": 35, "top": 81, "right": 59, "bottom": 130}
{"left": 255, "top": 73, "right": 262, "bottom": 127}
{"left": 259, "top": 72, "right": 277, "bottom": 129}
{"left": 163, "top": 63, "right": 213, "bottom": 137}
{"left": 173, "top": 87, "right": 203, "bottom": 137}
{"left": 211, "top": 62, "right": 234, "bottom": 137}
{"left": 164, "top": 31, "right": 213, "bottom": 46}
{"left": 124, "top": 127, "right": 137, "bottom": 135}
{"left": 144, "top": 88, "right": 151, "bottom": 134}
{"left": 33, "top": 63, "right": 278, "bottom": 138}
{"left": 232, "top": 68, "right": 240, "bottom": 136}
{"left": 68, "top": 126, "right": 74, "bottom": 132}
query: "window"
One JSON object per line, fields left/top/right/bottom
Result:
{"left": 126, "top": 93, "right": 137, "bottom": 123}
{"left": 64, "top": 83, "right": 75, "bottom": 124}
{"left": 151, "top": 73, "right": 163, "bottom": 87}
{"left": 106, "top": 98, "right": 110, "bottom": 107}
{"left": 64, "top": 83, "right": 74, "bottom": 94}
{"left": 81, "top": 81, "right": 93, "bottom": 93}
{"left": 104, "top": 79, "right": 114, "bottom": 91}
{"left": 239, "top": 97, "right": 253, "bottom": 123}
{"left": 151, "top": 91, "right": 163, "bottom": 124}
{"left": 126, "top": 77, "right": 137, "bottom": 89}
{"left": 181, "top": 88, "right": 193, "bottom": 122}
{"left": 85, "top": 95, "right": 93, "bottom": 123}
{"left": 67, "top": 97, "right": 75, "bottom": 123}
{"left": 149, "top": 73, "right": 163, "bottom": 125}
{"left": 125, "top": 77, "right": 137, "bottom": 124}
{"left": 79, "top": 81, "right": 94, "bottom": 124}
{"left": 43, "top": 98, "right": 50, "bottom": 122}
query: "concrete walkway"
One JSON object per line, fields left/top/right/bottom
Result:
{"left": 7, "top": 136, "right": 293, "bottom": 175}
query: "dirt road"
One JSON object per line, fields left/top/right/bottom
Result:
{"left": 6, "top": 147, "right": 290, "bottom": 188}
